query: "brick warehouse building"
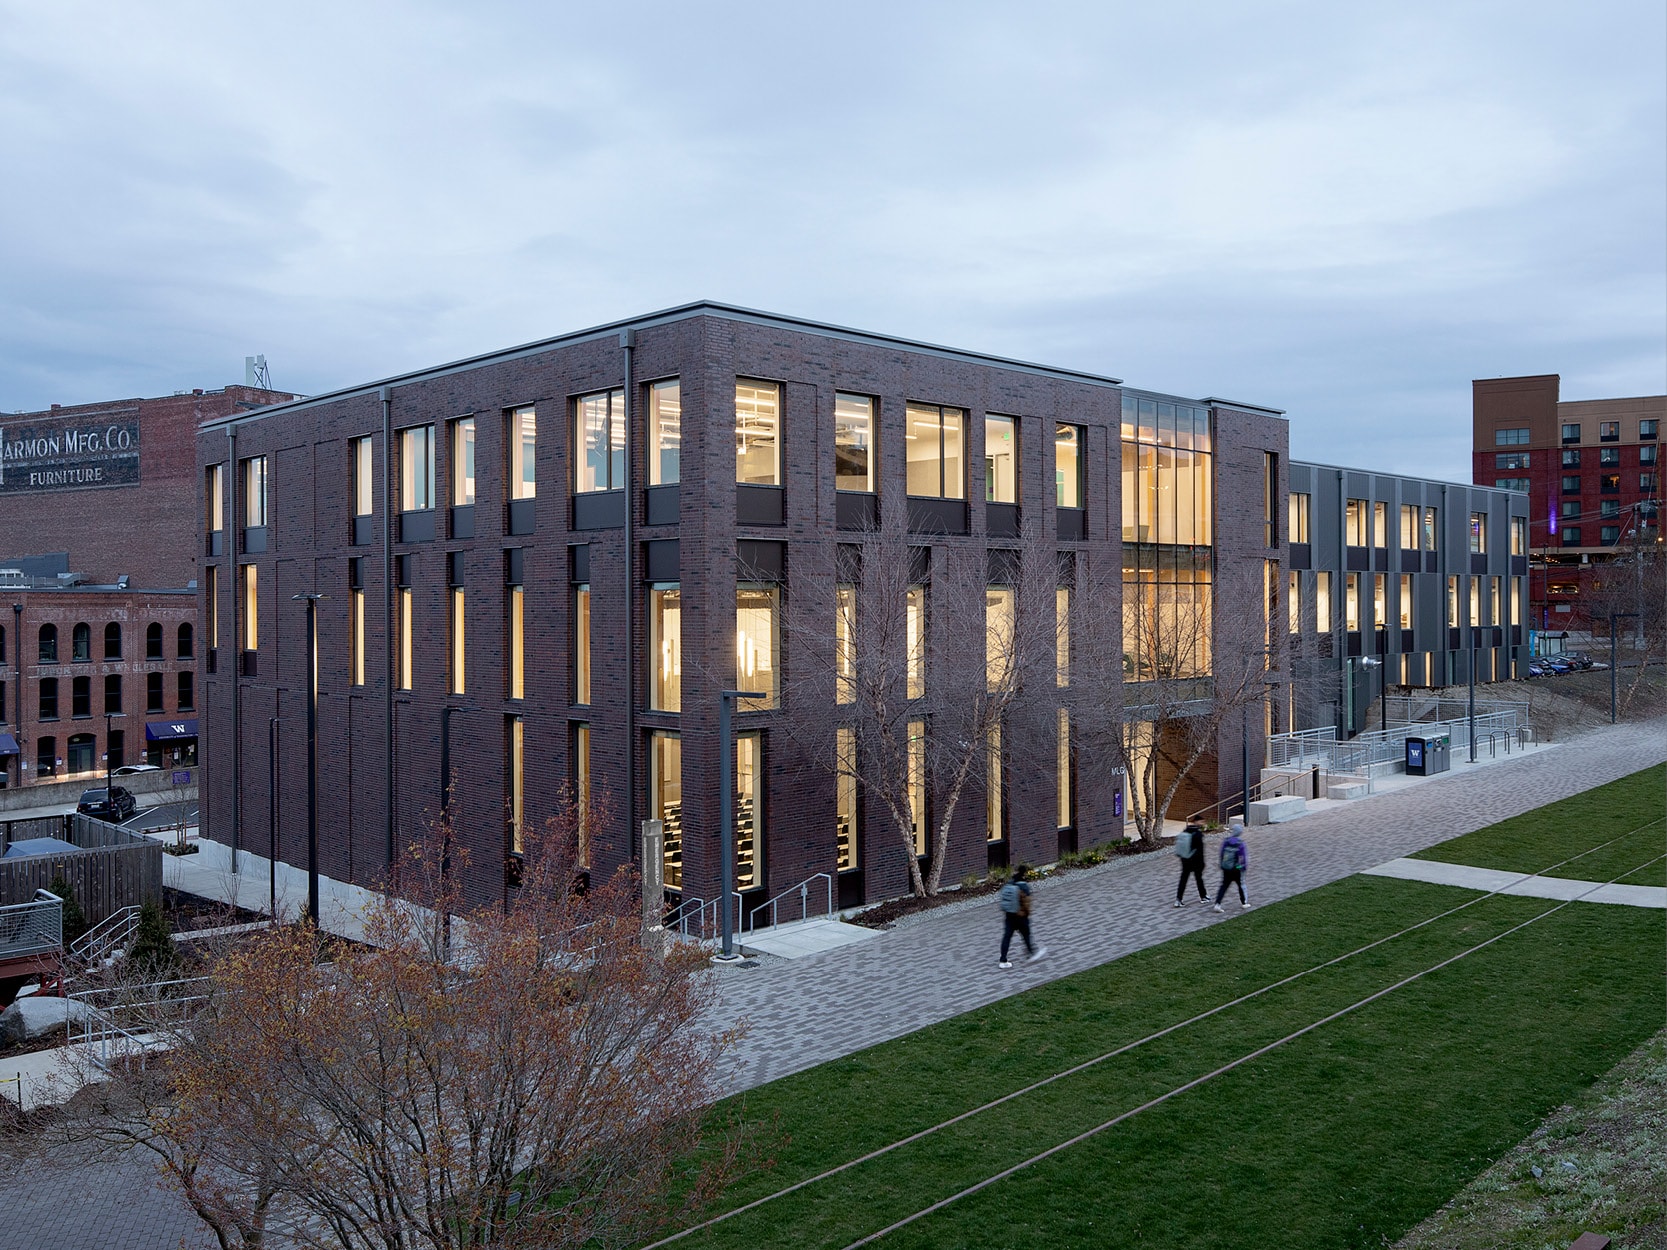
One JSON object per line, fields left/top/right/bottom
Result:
{"left": 1471, "top": 374, "right": 1663, "bottom": 633}
{"left": 0, "top": 384, "right": 295, "bottom": 786}
{"left": 195, "top": 304, "right": 1288, "bottom": 912}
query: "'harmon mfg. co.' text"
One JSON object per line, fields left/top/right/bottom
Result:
{"left": 0, "top": 418, "right": 141, "bottom": 494}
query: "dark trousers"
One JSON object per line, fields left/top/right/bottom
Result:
{"left": 1000, "top": 913, "right": 1034, "bottom": 961}
{"left": 1177, "top": 857, "right": 1207, "bottom": 901}
{"left": 1215, "top": 870, "right": 1246, "bottom": 905}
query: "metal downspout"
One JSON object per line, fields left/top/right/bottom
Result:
{"left": 382, "top": 386, "right": 395, "bottom": 870}
{"left": 619, "top": 330, "right": 636, "bottom": 856}
{"left": 226, "top": 424, "right": 241, "bottom": 872}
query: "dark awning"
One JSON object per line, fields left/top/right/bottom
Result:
{"left": 145, "top": 719, "right": 199, "bottom": 743}
{"left": 0, "top": 733, "right": 18, "bottom": 756}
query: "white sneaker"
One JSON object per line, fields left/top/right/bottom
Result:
{"left": 1242, "top": 903, "right": 1253, "bottom": 910}
{"left": 1173, "top": 900, "right": 1184, "bottom": 908}
{"left": 1028, "top": 946, "right": 1048, "bottom": 962}
{"left": 998, "top": 960, "right": 1013, "bottom": 970}
{"left": 1211, "top": 904, "right": 1224, "bottom": 913}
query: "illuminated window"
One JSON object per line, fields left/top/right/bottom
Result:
{"left": 398, "top": 588, "right": 413, "bottom": 690}
{"left": 906, "top": 584, "right": 927, "bottom": 699}
{"left": 1496, "top": 452, "right": 1529, "bottom": 470}
{"left": 449, "top": 589, "right": 466, "bottom": 695}
{"left": 1056, "top": 586, "right": 1071, "bottom": 688}
{"left": 735, "top": 732, "right": 762, "bottom": 891}
{"left": 507, "top": 586, "right": 524, "bottom": 699}
{"left": 242, "top": 456, "right": 268, "bottom": 527}
{"left": 1469, "top": 512, "right": 1487, "bottom": 554}
{"left": 987, "top": 722, "right": 1004, "bottom": 843}
{"left": 907, "top": 720, "right": 926, "bottom": 855}
{"left": 836, "top": 393, "right": 876, "bottom": 493}
{"left": 835, "top": 584, "right": 856, "bottom": 704}
{"left": 205, "top": 463, "right": 225, "bottom": 535}
{"left": 1489, "top": 577, "right": 1501, "bottom": 626}
{"left": 399, "top": 427, "right": 435, "bottom": 511}
{"left": 1511, "top": 580, "right": 1522, "bottom": 627}
{"left": 1399, "top": 503, "right": 1417, "bottom": 549}
{"left": 1423, "top": 507, "right": 1438, "bottom": 551}
{"left": 206, "top": 567, "right": 219, "bottom": 650}
{"left": 450, "top": 418, "right": 475, "bottom": 506}
{"left": 1599, "top": 421, "right": 1619, "bottom": 441}
{"left": 1372, "top": 574, "right": 1385, "bottom": 630}
{"left": 507, "top": 715, "right": 524, "bottom": 857}
{"left": 905, "top": 404, "right": 965, "bottom": 499}
{"left": 1345, "top": 499, "right": 1368, "bottom": 546}
{"left": 1372, "top": 501, "right": 1387, "bottom": 548}
{"left": 1288, "top": 572, "right": 1300, "bottom": 634}
{"left": 1288, "top": 493, "right": 1311, "bottom": 543}
{"left": 574, "top": 722, "right": 591, "bottom": 866}
{"left": 1344, "top": 573, "right": 1361, "bottom": 632}
{"left": 836, "top": 727, "right": 859, "bottom": 870}
{"left": 1399, "top": 575, "right": 1413, "bottom": 630}
{"left": 350, "top": 589, "right": 365, "bottom": 686}
{"left": 736, "top": 585, "right": 779, "bottom": 710}
{"left": 735, "top": 381, "right": 781, "bottom": 486}
{"left": 986, "top": 586, "right": 1015, "bottom": 692}
{"left": 574, "top": 584, "right": 590, "bottom": 705}
{"left": 650, "top": 585, "right": 681, "bottom": 712}
{"left": 1510, "top": 517, "right": 1527, "bottom": 555}
{"left": 1056, "top": 425, "right": 1084, "bottom": 509}
{"left": 649, "top": 381, "right": 680, "bottom": 486}
{"left": 652, "top": 732, "right": 682, "bottom": 889}
{"left": 509, "top": 405, "right": 537, "bottom": 499}
{"left": 576, "top": 390, "right": 625, "bottom": 493}
{"left": 352, "top": 436, "right": 374, "bottom": 516}
{"left": 1057, "top": 708, "right": 1073, "bottom": 830}
{"left": 1469, "top": 578, "right": 1481, "bottom": 627}
{"left": 1446, "top": 576, "right": 1460, "bottom": 628}
{"left": 985, "top": 415, "right": 1018, "bottom": 503}
{"left": 241, "top": 565, "right": 258, "bottom": 651}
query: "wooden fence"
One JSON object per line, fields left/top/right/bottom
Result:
{"left": 0, "top": 815, "right": 163, "bottom": 925}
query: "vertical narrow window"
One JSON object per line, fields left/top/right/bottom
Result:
{"left": 449, "top": 588, "right": 466, "bottom": 695}
{"left": 1288, "top": 571, "right": 1301, "bottom": 634}
{"left": 836, "top": 726, "right": 858, "bottom": 870}
{"left": 835, "top": 584, "right": 856, "bottom": 704}
{"left": 398, "top": 588, "right": 413, "bottom": 690}
{"left": 574, "top": 723, "right": 591, "bottom": 866}
{"left": 206, "top": 463, "right": 225, "bottom": 535}
{"left": 735, "top": 380, "right": 781, "bottom": 486}
{"left": 735, "top": 733, "right": 762, "bottom": 891}
{"left": 206, "top": 566, "right": 219, "bottom": 650}
{"left": 1469, "top": 512, "right": 1487, "bottom": 554}
{"left": 352, "top": 436, "right": 374, "bottom": 517}
{"left": 451, "top": 418, "right": 476, "bottom": 506}
{"left": 649, "top": 381, "right": 681, "bottom": 486}
{"left": 1264, "top": 452, "right": 1279, "bottom": 545}
{"left": 104, "top": 674, "right": 122, "bottom": 714}
{"left": 1345, "top": 499, "right": 1367, "bottom": 546}
{"left": 906, "top": 585, "right": 927, "bottom": 699}
{"left": 1510, "top": 516, "right": 1527, "bottom": 556}
{"left": 1057, "top": 708, "right": 1073, "bottom": 830}
{"left": 509, "top": 405, "right": 537, "bottom": 499}
{"left": 178, "top": 671, "right": 195, "bottom": 711}
{"left": 242, "top": 456, "right": 268, "bottom": 527}
{"left": 1511, "top": 580, "right": 1522, "bottom": 628}
{"left": 576, "top": 390, "right": 625, "bottom": 493}
{"left": 650, "top": 585, "right": 681, "bottom": 712}
{"left": 400, "top": 426, "right": 436, "bottom": 511}
{"left": 1400, "top": 504, "right": 1417, "bottom": 549}
{"left": 507, "top": 586, "right": 524, "bottom": 699}
{"left": 1399, "top": 575, "right": 1413, "bottom": 630}
{"left": 241, "top": 565, "right": 258, "bottom": 651}
{"left": 986, "top": 722, "right": 1003, "bottom": 843}
{"left": 1489, "top": 577, "right": 1501, "bottom": 626}
{"left": 145, "top": 623, "right": 163, "bottom": 660}
{"left": 1056, "top": 425, "right": 1083, "bottom": 508}
{"left": 905, "top": 404, "right": 966, "bottom": 499}
{"left": 146, "top": 672, "right": 164, "bottom": 713}
{"left": 507, "top": 715, "right": 524, "bottom": 857}
{"left": 652, "top": 732, "right": 682, "bottom": 889}
{"left": 1372, "top": 501, "right": 1387, "bottom": 548}
{"left": 1423, "top": 507, "right": 1438, "bottom": 551}
{"left": 834, "top": 393, "right": 877, "bottom": 493}
{"left": 1372, "top": 574, "right": 1386, "bottom": 630}
{"left": 986, "top": 587, "right": 1015, "bottom": 692}
{"left": 907, "top": 720, "right": 926, "bottom": 855}
{"left": 1288, "top": 493, "right": 1310, "bottom": 543}
{"left": 72, "top": 675, "right": 91, "bottom": 717}
{"left": 736, "top": 585, "right": 779, "bottom": 711}
{"left": 177, "top": 623, "right": 193, "bottom": 659}
{"left": 1469, "top": 578, "right": 1481, "bottom": 627}
{"left": 1056, "top": 586, "right": 1071, "bottom": 688}
{"left": 351, "top": 588, "right": 366, "bottom": 686}
{"left": 72, "top": 623, "right": 91, "bottom": 662}
{"left": 574, "top": 584, "right": 591, "bottom": 704}
{"left": 985, "top": 415, "right": 1018, "bottom": 503}
{"left": 1344, "top": 573, "right": 1360, "bottom": 632}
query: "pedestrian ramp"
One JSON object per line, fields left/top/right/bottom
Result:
{"left": 1362, "top": 858, "right": 1665, "bottom": 909}
{"left": 742, "top": 917, "right": 883, "bottom": 960}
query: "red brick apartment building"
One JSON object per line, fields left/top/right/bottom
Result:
{"left": 196, "top": 303, "right": 1289, "bottom": 912}
{"left": 0, "top": 384, "right": 295, "bottom": 787}
{"left": 1472, "top": 375, "right": 1663, "bottom": 634}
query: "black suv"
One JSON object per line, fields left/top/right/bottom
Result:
{"left": 77, "top": 786, "right": 137, "bottom": 823}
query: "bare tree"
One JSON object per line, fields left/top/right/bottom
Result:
{"left": 1582, "top": 529, "right": 1667, "bottom": 716}
{"left": 47, "top": 804, "right": 748, "bottom": 1250}
{"left": 1071, "top": 559, "right": 1280, "bottom": 847}
{"left": 781, "top": 529, "right": 1062, "bottom": 896}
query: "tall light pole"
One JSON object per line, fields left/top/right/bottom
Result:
{"left": 292, "top": 594, "right": 325, "bottom": 925}
{"left": 1610, "top": 611, "right": 1639, "bottom": 724}
{"left": 1467, "top": 625, "right": 1477, "bottom": 764}
{"left": 716, "top": 689, "right": 764, "bottom": 962}
{"left": 103, "top": 710, "right": 126, "bottom": 795}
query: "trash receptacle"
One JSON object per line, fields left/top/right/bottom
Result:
{"left": 1406, "top": 737, "right": 1427, "bottom": 776}
{"left": 1407, "top": 734, "right": 1450, "bottom": 776}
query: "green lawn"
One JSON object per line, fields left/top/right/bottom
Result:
{"left": 660, "top": 772, "right": 1667, "bottom": 1250}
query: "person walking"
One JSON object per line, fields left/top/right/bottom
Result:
{"left": 997, "top": 865, "right": 1047, "bottom": 969}
{"left": 1212, "top": 822, "right": 1250, "bottom": 912}
{"left": 1173, "top": 821, "right": 1207, "bottom": 907}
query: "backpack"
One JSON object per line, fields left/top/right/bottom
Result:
{"left": 1174, "top": 830, "right": 1196, "bottom": 859}
{"left": 1220, "top": 839, "right": 1244, "bottom": 872}
{"left": 998, "top": 882, "right": 1022, "bottom": 914}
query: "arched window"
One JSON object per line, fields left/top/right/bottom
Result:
{"left": 72, "top": 622, "right": 92, "bottom": 662}
{"left": 38, "top": 624, "right": 58, "bottom": 663}
{"left": 146, "top": 623, "right": 164, "bottom": 660}
{"left": 177, "top": 622, "right": 194, "bottom": 660}
{"left": 104, "top": 622, "right": 122, "bottom": 659}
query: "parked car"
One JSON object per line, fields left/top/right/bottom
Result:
{"left": 111, "top": 763, "right": 162, "bottom": 776}
{"left": 1526, "top": 660, "right": 1550, "bottom": 678}
{"left": 77, "top": 786, "right": 137, "bottom": 822}
{"left": 1561, "top": 651, "right": 1595, "bottom": 671}
{"left": 1543, "top": 657, "right": 1575, "bottom": 675}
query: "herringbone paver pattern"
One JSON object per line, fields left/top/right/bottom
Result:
{"left": 1, "top": 719, "right": 1659, "bottom": 1248}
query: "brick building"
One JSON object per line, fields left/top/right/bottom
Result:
{"left": 1471, "top": 375, "right": 1663, "bottom": 632}
{"left": 0, "top": 384, "right": 295, "bottom": 786}
{"left": 195, "top": 303, "right": 1288, "bottom": 912}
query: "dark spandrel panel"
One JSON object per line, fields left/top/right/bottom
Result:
{"left": 645, "top": 540, "right": 680, "bottom": 582}
{"left": 351, "top": 515, "right": 375, "bottom": 546}
{"left": 241, "top": 526, "right": 267, "bottom": 554}
{"left": 1289, "top": 541, "right": 1311, "bottom": 570}
{"left": 508, "top": 497, "right": 536, "bottom": 535}
{"left": 836, "top": 491, "right": 878, "bottom": 531}
{"left": 397, "top": 510, "right": 435, "bottom": 543}
{"left": 568, "top": 544, "right": 587, "bottom": 584}
{"left": 449, "top": 505, "right": 475, "bottom": 540}
{"left": 907, "top": 497, "right": 967, "bottom": 535}
{"left": 645, "top": 485, "right": 680, "bottom": 527}
{"left": 737, "top": 484, "right": 785, "bottom": 527}
{"left": 1056, "top": 507, "right": 1086, "bottom": 542}
{"left": 986, "top": 502, "right": 1020, "bottom": 538}
{"left": 736, "top": 540, "right": 784, "bottom": 582}
{"left": 573, "top": 491, "right": 623, "bottom": 531}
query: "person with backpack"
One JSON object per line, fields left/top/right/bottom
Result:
{"left": 997, "top": 864, "right": 1047, "bottom": 969}
{"left": 1212, "top": 822, "right": 1250, "bottom": 912}
{"left": 1173, "top": 821, "right": 1208, "bottom": 908}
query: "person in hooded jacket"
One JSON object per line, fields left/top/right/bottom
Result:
{"left": 1173, "top": 822, "right": 1208, "bottom": 907}
{"left": 1212, "top": 822, "right": 1251, "bottom": 912}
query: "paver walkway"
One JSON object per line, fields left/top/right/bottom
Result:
{"left": 1363, "top": 857, "right": 1667, "bottom": 908}
{"left": 0, "top": 718, "right": 1660, "bottom": 1247}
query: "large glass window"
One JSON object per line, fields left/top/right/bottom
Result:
{"left": 905, "top": 403, "right": 965, "bottom": 499}
{"left": 985, "top": 415, "right": 1018, "bottom": 503}
{"left": 507, "top": 586, "right": 524, "bottom": 699}
{"left": 1372, "top": 574, "right": 1386, "bottom": 630}
{"left": 906, "top": 584, "right": 927, "bottom": 699}
{"left": 652, "top": 732, "right": 682, "bottom": 889}
{"left": 449, "top": 589, "right": 466, "bottom": 695}
{"left": 1345, "top": 499, "right": 1367, "bottom": 546}
{"left": 206, "top": 566, "right": 219, "bottom": 650}
{"left": 735, "top": 732, "right": 762, "bottom": 891}
{"left": 1288, "top": 571, "right": 1301, "bottom": 634}
{"left": 907, "top": 720, "right": 926, "bottom": 855}
{"left": 509, "top": 405, "right": 537, "bottom": 500}
{"left": 650, "top": 585, "right": 681, "bottom": 712}
{"left": 1496, "top": 452, "right": 1530, "bottom": 470}
{"left": 836, "top": 727, "right": 858, "bottom": 871}
{"left": 834, "top": 393, "right": 876, "bottom": 493}
{"left": 241, "top": 565, "right": 258, "bottom": 651}
{"left": 1495, "top": 427, "right": 1530, "bottom": 445}
{"left": 649, "top": 381, "right": 680, "bottom": 486}
{"left": 576, "top": 390, "right": 625, "bottom": 493}
{"left": 1056, "top": 425, "right": 1083, "bottom": 508}
{"left": 1469, "top": 578, "right": 1481, "bottom": 627}
{"left": 1489, "top": 577, "right": 1501, "bottom": 625}
{"left": 574, "top": 585, "right": 591, "bottom": 705}
{"left": 243, "top": 456, "right": 268, "bottom": 527}
{"left": 1289, "top": 493, "right": 1311, "bottom": 543}
{"left": 451, "top": 418, "right": 475, "bottom": 506}
{"left": 735, "top": 381, "right": 781, "bottom": 486}
{"left": 736, "top": 585, "right": 779, "bottom": 711}
{"left": 1446, "top": 576, "right": 1461, "bottom": 628}
{"left": 352, "top": 437, "right": 374, "bottom": 516}
{"left": 399, "top": 427, "right": 435, "bottom": 511}
{"left": 1120, "top": 396, "right": 1213, "bottom": 547}
{"left": 1121, "top": 555, "right": 1212, "bottom": 680}
{"left": 835, "top": 584, "right": 856, "bottom": 705}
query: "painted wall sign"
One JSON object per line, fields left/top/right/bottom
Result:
{"left": 0, "top": 416, "right": 141, "bottom": 493}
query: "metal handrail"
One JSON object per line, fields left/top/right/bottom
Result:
{"left": 0, "top": 892, "right": 64, "bottom": 960}
{"left": 70, "top": 904, "right": 141, "bottom": 964}
{"left": 748, "top": 873, "right": 834, "bottom": 932}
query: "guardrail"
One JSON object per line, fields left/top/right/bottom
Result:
{"left": 70, "top": 976, "right": 212, "bottom": 1070}
{"left": 749, "top": 874, "right": 834, "bottom": 932}
{"left": 0, "top": 890, "right": 64, "bottom": 961}
{"left": 70, "top": 904, "right": 140, "bottom": 964}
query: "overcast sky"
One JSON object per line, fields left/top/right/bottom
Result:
{"left": 1, "top": 1, "right": 1661, "bottom": 479}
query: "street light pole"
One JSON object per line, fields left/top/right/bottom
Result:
{"left": 1610, "top": 611, "right": 1640, "bottom": 724}
{"left": 293, "top": 594, "right": 325, "bottom": 925}
{"left": 104, "top": 710, "right": 125, "bottom": 795}
{"left": 1467, "top": 626, "right": 1477, "bottom": 764}
{"left": 716, "top": 689, "right": 765, "bottom": 962}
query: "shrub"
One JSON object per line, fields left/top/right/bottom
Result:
{"left": 124, "top": 899, "right": 179, "bottom": 979}
{"left": 47, "top": 876, "right": 89, "bottom": 947}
